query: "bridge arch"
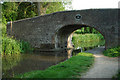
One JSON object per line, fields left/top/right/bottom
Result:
{"left": 55, "top": 24, "right": 106, "bottom": 49}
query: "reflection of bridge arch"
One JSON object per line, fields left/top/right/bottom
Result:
{"left": 55, "top": 25, "right": 106, "bottom": 49}
{"left": 7, "top": 9, "right": 120, "bottom": 51}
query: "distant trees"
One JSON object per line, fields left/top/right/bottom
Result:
{"left": 75, "top": 27, "right": 100, "bottom": 34}
{"left": 37, "top": 2, "right": 65, "bottom": 15}
{"left": 2, "top": 1, "right": 72, "bottom": 22}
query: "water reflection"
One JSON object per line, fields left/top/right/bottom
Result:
{"left": 67, "top": 49, "right": 73, "bottom": 59}
{"left": 2, "top": 51, "right": 71, "bottom": 78}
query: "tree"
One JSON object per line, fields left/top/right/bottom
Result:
{"left": 37, "top": 2, "right": 41, "bottom": 15}
{"left": 46, "top": 2, "right": 65, "bottom": 14}
{"left": 2, "top": 1, "right": 72, "bottom": 21}
{"left": 36, "top": 2, "right": 67, "bottom": 15}
{"left": 36, "top": 0, "right": 72, "bottom": 15}
{"left": 2, "top": 2, "right": 18, "bottom": 21}
{"left": 17, "top": 2, "right": 37, "bottom": 19}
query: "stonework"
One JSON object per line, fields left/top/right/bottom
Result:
{"left": 7, "top": 9, "right": 120, "bottom": 51}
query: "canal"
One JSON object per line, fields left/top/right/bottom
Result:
{"left": 2, "top": 39, "right": 105, "bottom": 78}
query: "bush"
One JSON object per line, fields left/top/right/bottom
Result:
{"left": 2, "top": 37, "right": 34, "bottom": 54}
{"left": 20, "top": 40, "right": 34, "bottom": 53}
{"left": 2, "top": 37, "right": 20, "bottom": 54}
{"left": 72, "top": 34, "right": 105, "bottom": 49}
{"left": 103, "top": 46, "right": 120, "bottom": 57}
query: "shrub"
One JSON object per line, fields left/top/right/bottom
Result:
{"left": 72, "top": 34, "right": 105, "bottom": 49}
{"left": 2, "top": 37, "right": 20, "bottom": 54}
{"left": 103, "top": 46, "right": 120, "bottom": 57}
{"left": 20, "top": 40, "right": 34, "bottom": 53}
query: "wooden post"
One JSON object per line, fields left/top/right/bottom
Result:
{"left": 10, "top": 21, "right": 12, "bottom": 33}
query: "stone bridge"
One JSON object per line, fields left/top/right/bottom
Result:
{"left": 7, "top": 9, "right": 120, "bottom": 51}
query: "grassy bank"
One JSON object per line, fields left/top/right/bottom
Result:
{"left": 103, "top": 46, "right": 120, "bottom": 57}
{"left": 72, "top": 34, "right": 102, "bottom": 42}
{"left": 72, "top": 33, "right": 105, "bottom": 49}
{"left": 16, "top": 52, "right": 94, "bottom": 78}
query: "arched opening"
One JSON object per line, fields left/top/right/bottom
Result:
{"left": 55, "top": 24, "right": 105, "bottom": 50}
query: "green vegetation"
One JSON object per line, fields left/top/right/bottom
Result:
{"left": 1, "top": 2, "right": 72, "bottom": 55}
{"left": 74, "top": 27, "right": 103, "bottom": 34}
{"left": 2, "top": 37, "right": 20, "bottom": 54}
{"left": 103, "top": 46, "right": 120, "bottom": 79}
{"left": 20, "top": 40, "right": 34, "bottom": 53}
{"left": 2, "top": 2, "right": 72, "bottom": 21}
{"left": 73, "top": 33, "right": 103, "bottom": 42}
{"left": 112, "top": 70, "right": 120, "bottom": 79}
{"left": 16, "top": 52, "right": 94, "bottom": 78}
{"left": 116, "top": 72, "right": 120, "bottom": 80}
{"left": 116, "top": 71, "right": 120, "bottom": 79}
{"left": 72, "top": 33, "right": 105, "bottom": 49}
{"left": 103, "top": 46, "right": 120, "bottom": 57}
{"left": 72, "top": 27, "right": 105, "bottom": 49}
{"left": 1, "top": 16, "right": 33, "bottom": 55}
{"left": 2, "top": 37, "right": 34, "bottom": 55}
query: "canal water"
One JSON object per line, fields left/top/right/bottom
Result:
{"left": 2, "top": 40, "right": 105, "bottom": 78}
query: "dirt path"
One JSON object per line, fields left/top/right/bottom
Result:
{"left": 79, "top": 46, "right": 119, "bottom": 78}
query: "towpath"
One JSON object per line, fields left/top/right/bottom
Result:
{"left": 79, "top": 46, "right": 119, "bottom": 79}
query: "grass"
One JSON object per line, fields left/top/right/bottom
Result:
{"left": 72, "top": 33, "right": 103, "bottom": 42}
{"left": 103, "top": 46, "right": 120, "bottom": 57}
{"left": 72, "top": 33, "right": 105, "bottom": 49}
{"left": 16, "top": 52, "right": 94, "bottom": 78}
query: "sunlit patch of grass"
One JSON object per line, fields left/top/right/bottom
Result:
{"left": 72, "top": 34, "right": 102, "bottom": 42}
{"left": 16, "top": 52, "right": 94, "bottom": 78}
{"left": 72, "top": 34, "right": 105, "bottom": 49}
